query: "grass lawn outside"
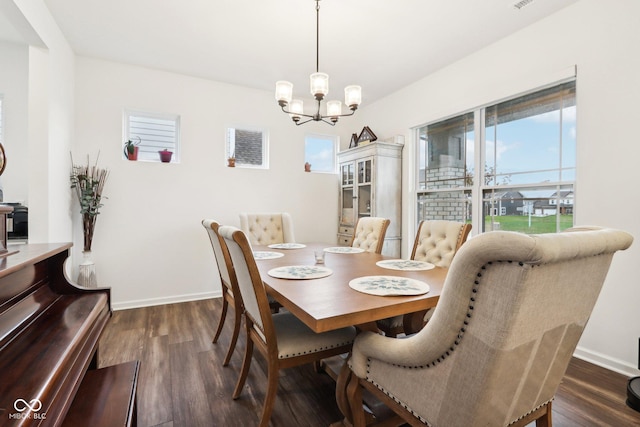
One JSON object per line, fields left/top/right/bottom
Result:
{"left": 485, "top": 214, "right": 573, "bottom": 234}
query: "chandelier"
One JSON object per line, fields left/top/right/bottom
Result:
{"left": 275, "top": 0, "right": 362, "bottom": 126}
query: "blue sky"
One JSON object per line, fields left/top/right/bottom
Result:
{"left": 305, "top": 135, "right": 336, "bottom": 172}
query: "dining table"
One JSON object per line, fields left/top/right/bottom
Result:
{"left": 253, "top": 242, "right": 447, "bottom": 333}
{"left": 252, "top": 242, "right": 449, "bottom": 426}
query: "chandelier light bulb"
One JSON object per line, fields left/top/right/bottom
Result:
{"left": 275, "top": 81, "right": 293, "bottom": 104}
{"left": 345, "top": 85, "right": 362, "bottom": 108}
{"left": 289, "top": 99, "right": 304, "bottom": 118}
{"left": 327, "top": 100, "right": 342, "bottom": 117}
{"left": 310, "top": 72, "right": 329, "bottom": 100}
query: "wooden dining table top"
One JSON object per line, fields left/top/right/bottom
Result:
{"left": 253, "top": 243, "right": 447, "bottom": 333}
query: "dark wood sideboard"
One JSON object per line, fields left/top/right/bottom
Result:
{"left": 0, "top": 243, "right": 138, "bottom": 426}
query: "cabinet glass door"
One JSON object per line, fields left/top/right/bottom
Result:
{"left": 341, "top": 163, "right": 355, "bottom": 226}
{"left": 357, "top": 159, "right": 372, "bottom": 184}
{"left": 357, "top": 158, "right": 372, "bottom": 218}
{"left": 342, "top": 163, "right": 354, "bottom": 186}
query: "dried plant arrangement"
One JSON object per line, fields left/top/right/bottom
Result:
{"left": 70, "top": 153, "right": 109, "bottom": 252}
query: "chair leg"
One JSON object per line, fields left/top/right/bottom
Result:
{"left": 212, "top": 298, "right": 229, "bottom": 344}
{"left": 535, "top": 401, "right": 552, "bottom": 427}
{"left": 347, "top": 374, "right": 367, "bottom": 427}
{"left": 258, "top": 360, "right": 280, "bottom": 427}
{"left": 223, "top": 306, "right": 241, "bottom": 366}
{"left": 232, "top": 336, "right": 254, "bottom": 399}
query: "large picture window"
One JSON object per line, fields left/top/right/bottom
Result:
{"left": 416, "top": 80, "right": 576, "bottom": 235}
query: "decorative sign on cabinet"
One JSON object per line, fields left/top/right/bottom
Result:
{"left": 337, "top": 139, "right": 403, "bottom": 257}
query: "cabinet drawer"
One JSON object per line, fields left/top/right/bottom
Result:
{"left": 337, "top": 235, "right": 352, "bottom": 246}
{"left": 339, "top": 226, "right": 353, "bottom": 236}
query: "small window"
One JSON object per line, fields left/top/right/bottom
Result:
{"left": 124, "top": 110, "right": 180, "bottom": 162}
{"left": 304, "top": 134, "right": 337, "bottom": 173}
{"left": 226, "top": 127, "right": 268, "bottom": 168}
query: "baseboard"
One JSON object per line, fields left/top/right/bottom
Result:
{"left": 112, "top": 290, "right": 222, "bottom": 311}
{"left": 574, "top": 345, "right": 640, "bottom": 378}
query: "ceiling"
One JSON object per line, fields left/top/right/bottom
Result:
{"left": 4, "top": 0, "right": 578, "bottom": 104}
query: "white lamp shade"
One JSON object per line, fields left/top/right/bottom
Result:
{"left": 310, "top": 72, "right": 329, "bottom": 98}
{"left": 289, "top": 99, "right": 304, "bottom": 117}
{"left": 345, "top": 85, "right": 362, "bottom": 107}
{"left": 327, "top": 100, "right": 342, "bottom": 117}
{"left": 275, "top": 81, "right": 293, "bottom": 104}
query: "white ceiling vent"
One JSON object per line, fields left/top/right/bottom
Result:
{"left": 512, "top": 0, "right": 535, "bottom": 10}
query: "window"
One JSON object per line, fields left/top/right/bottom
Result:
{"left": 226, "top": 127, "right": 268, "bottom": 168}
{"left": 416, "top": 81, "right": 576, "bottom": 235}
{"left": 304, "top": 134, "right": 337, "bottom": 173}
{"left": 124, "top": 110, "right": 180, "bottom": 162}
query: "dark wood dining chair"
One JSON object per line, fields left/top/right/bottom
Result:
{"left": 377, "top": 220, "right": 472, "bottom": 337}
{"left": 219, "top": 225, "right": 356, "bottom": 427}
{"left": 202, "top": 219, "right": 243, "bottom": 366}
{"left": 348, "top": 226, "right": 632, "bottom": 427}
{"left": 351, "top": 217, "right": 391, "bottom": 254}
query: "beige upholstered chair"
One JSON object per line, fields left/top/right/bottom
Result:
{"left": 351, "top": 217, "right": 391, "bottom": 254}
{"left": 348, "top": 227, "right": 633, "bottom": 427}
{"left": 239, "top": 212, "right": 295, "bottom": 246}
{"left": 411, "top": 220, "right": 472, "bottom": 267}
{"left": 202, "top": 219, "right": 242, "bottom": 366}
{"left": 377, "top": 220, "right": 472, "bottom": 337}
{"left": 219, "top": 225, "right": 356, "bottom": 427}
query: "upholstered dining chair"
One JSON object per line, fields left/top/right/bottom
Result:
{"left": 377, "top": 220, "right": 472, "bottom": 337}
{"left": 202, "top": 219, "right": 243, "bottom": 366}
{"left": 351, "top": 217, "right": 391, "bottom": 254}
{"left": 219, "top": 225, "right": 356, "bottom": 427}
{"left": 347, "top": 227, "right": 633, "bottom": 427}
{"left": 239, "top": 212, "right": 296, "bottom": 246}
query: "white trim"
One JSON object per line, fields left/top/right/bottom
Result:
{"left": 111, "top": 289, "right": 221, "bottom": 311}
{"left": 574, "top": 345, "right": 640, "bottom": 377}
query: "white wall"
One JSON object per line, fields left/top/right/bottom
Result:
{"left": 4, "top": 0, "right": 76, "bottom": 244}
{"left": 0, "top": 41, "right": 28, "bottom": 204}
{"left": 72, "top": 57, "right": 339, "bottom": 309}
{"left": 354, "top": 0, "right": 640, "bottom": 375}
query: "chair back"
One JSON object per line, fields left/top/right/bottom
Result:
{"left": 351, "top": 217, "right": 391, "bottom": 254}
{"left": 202, "top": 219, "right": 236, "bottom": 297}
{"left": 219, "top": 225, "right": 275, "bottom": 344}
{"left": 411, "top": 220, "right": 472, "bottom": 267}
{"left": 239, "top": 212, "right": 296, "bottom": 245}
{"left": 351, "top": 226, "right": 633, "bottom": 426}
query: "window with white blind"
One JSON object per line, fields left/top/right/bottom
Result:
{"left": 226, "top": 127, "right": 268, "bottom": 168}
{"left": 124, "top": 110, "right": 180, "bottom": 162}
{"left": 416, "top": 80, "right": 576, "bottom": 235}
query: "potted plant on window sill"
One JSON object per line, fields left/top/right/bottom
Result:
{"left": 227, "top": 150, "right": 235, "bottom": 167}
{"left": 159, "top": 149, "right": 173, "bottom": 163}
{"left": 123, "top": 137, "right": 140, "bottom": 161}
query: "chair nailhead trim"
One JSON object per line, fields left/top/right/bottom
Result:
{"left": 278, "top": 339, "right": 354, "bottom": 359}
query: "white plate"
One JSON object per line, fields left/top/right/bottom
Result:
{"left": 376, "top": 259, "right": 435, "bottom": 271}
{"left": 323, "top": 247, "right": 365, "bottom": 254}
{"left": 268, "top": 265, "right": 333, "bottom": 280}
{"left": 349, "top": 275, "right": 430, "bottom": 296}
{"left": 253, "top": 251, "right": 284, "bottom": 260}
{"left": 267, "top": 243, "right": 306, "bottom": 249}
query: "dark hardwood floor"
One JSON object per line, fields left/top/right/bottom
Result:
{"left": 98, "top": 299, "right": 640, "bottom": 427}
